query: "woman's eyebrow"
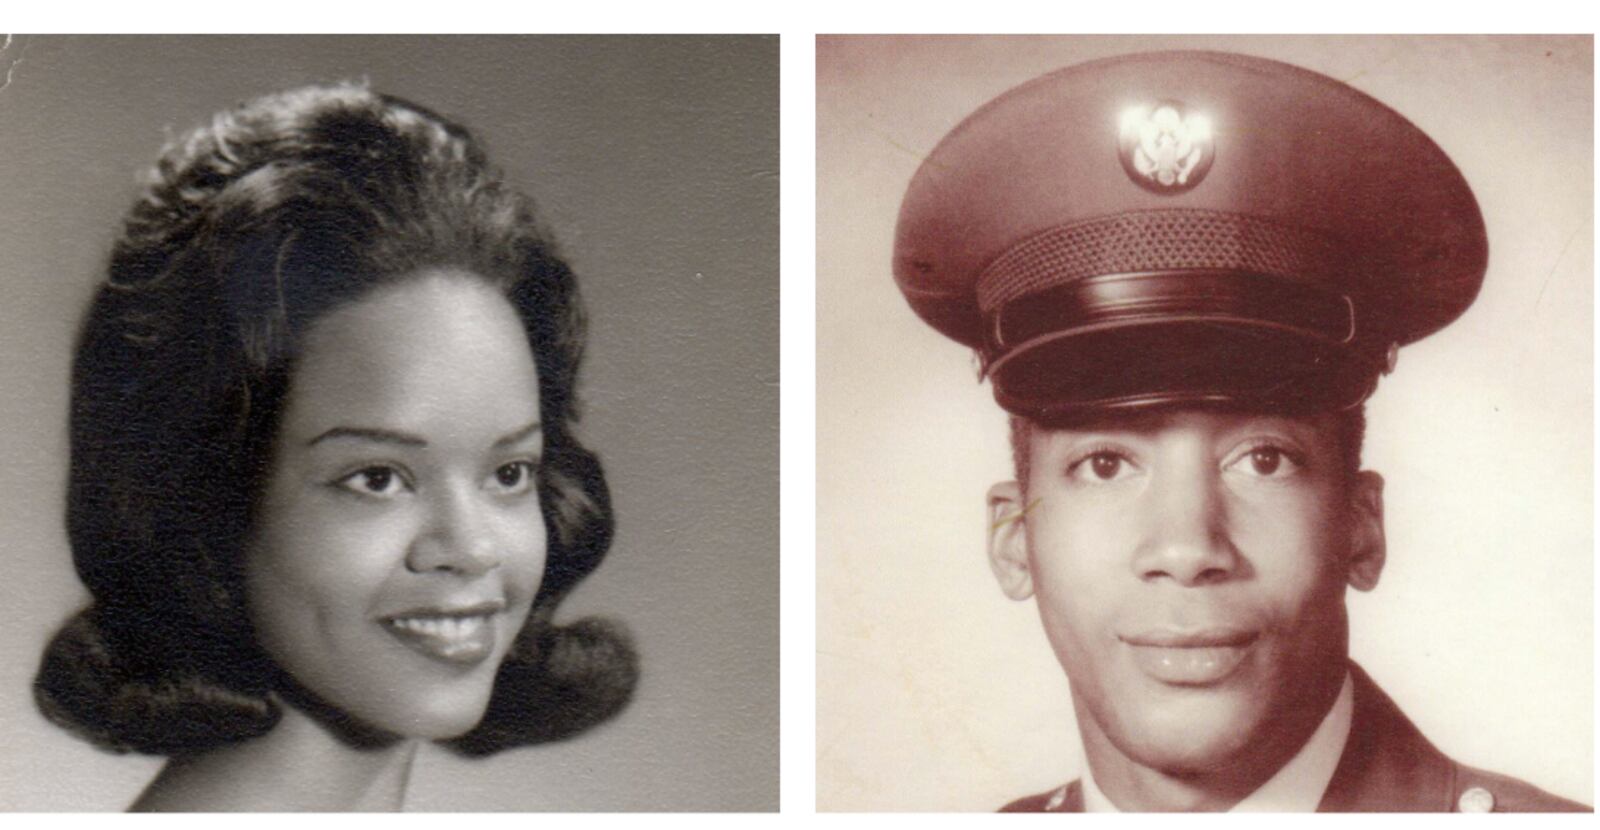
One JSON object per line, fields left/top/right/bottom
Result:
{"left": 493, "top": 420, "right": 542, "bottom": 449}
{"left": 305, "top": 421, "right": 540, "bottom": 449}
{"left": 306, "top": 426, "right": 427, "bottom": 448}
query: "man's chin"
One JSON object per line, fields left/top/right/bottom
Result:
{"left": 1105, "top": 696, "right": 1267, "bottom": 777}
{"left": 1120, "top": 736, "right": 1253, "bottom": 779}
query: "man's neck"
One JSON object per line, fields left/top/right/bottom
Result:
{"left": 1076, "top": 671, "right": 1349, "bottom": 812}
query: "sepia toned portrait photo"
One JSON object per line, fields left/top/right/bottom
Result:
{"left": 0, "top": 34, "right": 776, "bottom": 811}
{"left": 817, "top": 34, "right": 1591, "bottom": 812}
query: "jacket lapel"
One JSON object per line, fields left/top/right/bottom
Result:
{"left": 1317, "top": 663, "right": 1455, "bottom": 812}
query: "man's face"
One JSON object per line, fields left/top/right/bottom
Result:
{"left": 988, "top": 409, "right": 1384, "bottom": 780}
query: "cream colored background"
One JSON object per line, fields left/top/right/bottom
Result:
{"left": 818, "top": 34, "right": 1592, "bottom": 811}
{"left": 0, "top": 35, "right": 777, "bottom": 811}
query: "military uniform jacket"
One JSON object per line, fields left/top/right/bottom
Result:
{"left": 1001, "top": 664, "right": 1589, "bottom": 813}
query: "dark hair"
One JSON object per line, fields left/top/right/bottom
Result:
{"left": 35, "top": 83, "right": 637, "bottom": 756}
{"left": 1008, "top": 405, "right": 1368, "bottom": 491}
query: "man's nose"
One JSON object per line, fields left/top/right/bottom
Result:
{"left": 406, "top": 482, "right": 502, "bottom": 577}
{"left": 1132, "top": 458, "right": 1238, "bottom": 586}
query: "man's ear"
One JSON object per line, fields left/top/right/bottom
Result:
{"left": 1346, "top": 470, "right": 1386, "bottom": 592}
{"left": 988, "top": 480, "right": 1034, "bottom": 601}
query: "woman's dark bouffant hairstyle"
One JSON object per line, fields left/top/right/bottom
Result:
{"left": 34, "top": 82, "right": 637, "bottom": 757}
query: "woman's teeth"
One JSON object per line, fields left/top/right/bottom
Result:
{"left": 389, "top": 615, "right": 487, "bottom": 639}
{"left": 383, "top": 612, "right": 498, "bottom": 665}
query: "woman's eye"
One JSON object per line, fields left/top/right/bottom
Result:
{"left": 489, "top": 461, "right": 537, "bottom": 495}
{"left": 1069, "top": 450, "right": 1136, "bottom": 483}
{"left": 336, "top": 465, "right": 409, "bottom": 497}
{"left": 1229, "top": 445, "right": 1302, "bottom": 479}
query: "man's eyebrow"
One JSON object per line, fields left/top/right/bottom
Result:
{"left": 493, "top": 420, "right": 542, "bottom": 449}
{"left": 306, "top": 426, "right": 428, "bottom": 448}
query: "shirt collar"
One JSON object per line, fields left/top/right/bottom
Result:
{"left": 1082, "top": 671, "right": 1355, "bottom": 812}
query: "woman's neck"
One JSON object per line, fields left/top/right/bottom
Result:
{"left": 130, "top": 701, "right": 419, "bottom": 812}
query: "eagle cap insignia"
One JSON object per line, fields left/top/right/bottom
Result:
{"left": 1118, "top": 101, "right": 1215, "bottom": 193}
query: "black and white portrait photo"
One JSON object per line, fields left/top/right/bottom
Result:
{"left": 817, "top": 34, "right": 1591, "bottom": 812}
{"left": 0, "top": 34, "right": 777, "bottom": 811}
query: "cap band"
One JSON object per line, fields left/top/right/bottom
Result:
{"left": 975, "top": 209, "right": 1349, "bottom": 314}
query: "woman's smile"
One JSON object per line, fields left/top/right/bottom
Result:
{"left": 379, "top": 601, "right": 507, "bottom": 666}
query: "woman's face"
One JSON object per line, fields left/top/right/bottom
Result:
{"left": 246, "top": 270, "right": 547, "bottom": 740}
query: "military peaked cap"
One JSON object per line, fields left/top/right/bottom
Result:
{"left": 893, "top": 51, "right": 1487, "bottom": 419}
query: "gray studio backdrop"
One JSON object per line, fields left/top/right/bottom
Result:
{"left": 0, "top": 35, "right": 777, "bottom": 811}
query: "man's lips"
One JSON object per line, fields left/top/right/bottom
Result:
{"left": 1121, "top": 627, "right": 1258, "bottom": 648}
{"left": 1121, "top": 627, "right": 1259, "bottom": 685}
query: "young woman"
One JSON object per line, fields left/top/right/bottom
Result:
{"left": 35, "top": 83, "right": 637, "bottom": 811}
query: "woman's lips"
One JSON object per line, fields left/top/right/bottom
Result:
{"left": 1122, "top": 628, "right": 1258, "bottom": 686}
{"left": 380, "top": 603, "right": 503, "bottom": 666}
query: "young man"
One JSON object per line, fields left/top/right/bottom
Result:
{"left": 887, "top": 50, "right": 1587, "bottom": 812}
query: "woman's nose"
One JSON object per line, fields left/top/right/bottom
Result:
{"left": 1132, "top": 459, "right": 1239, "bottom": 586}
{"left": 406, "top": 483, "right": 501, "bottom": 576}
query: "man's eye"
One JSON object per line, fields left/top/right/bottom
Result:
{"left": 336, "top": 465, "right": 409, "bottom": 497}
{"left": 488, "top": 461, "right": 537, "bottom": 495}
{"left": 1228, "top": 445, "right": 1302, "bottom": 479}
{"left": 1069, "top": 451, "right": 1136, "bottom": 483}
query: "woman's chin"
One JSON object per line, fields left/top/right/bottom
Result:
{"left": 371, "top": 684, "right": 496, "bottom": 742}
{"left": 406, "top": 707, "right": 489, "bottom": 742}
{"left": 276, "top": 671, "right": 494, "bottom": 746}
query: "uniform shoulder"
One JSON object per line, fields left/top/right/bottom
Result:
{"left": 1452, "top": 764, "right": 1590, "bottom": 813}
{"left": 1000, "top": 781, "right": 1080, "bottom": 812}
{"left": 999, "top": 791, "right": 1052, "bottom": 812}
